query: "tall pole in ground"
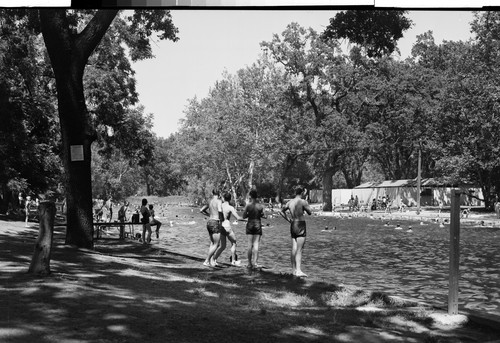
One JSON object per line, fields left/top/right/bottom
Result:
{"left": 417, "top": 145, "right": 422, "bottom": 215}
{"left": 449, "top": 189, "right": 461, "bottom": 315}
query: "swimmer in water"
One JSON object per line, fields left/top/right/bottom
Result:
{"left": 281, "top": 187, "right": 312, "bottom": 277}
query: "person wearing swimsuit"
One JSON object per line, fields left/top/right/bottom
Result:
{"left": 243, "top": 189, "right": 267, "bottom": 269}
{"left": 282, "top": 187, "right": 312, "bottom": 277}
{"left": 200, "top": 189, "right": 224, "bottom": 267}
{"left": 140, "top": 198, "right": 152, "bottom": 244}
{"left": 214, "top": 193, "right": 243, "bottom": 265}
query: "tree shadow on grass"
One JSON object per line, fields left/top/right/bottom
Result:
{"left": 1, "top": 220, "right": 498, "bottom": 343}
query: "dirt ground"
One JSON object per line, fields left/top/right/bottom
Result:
{"left": 1, "top": 218, "right": 499, "bottom": 343}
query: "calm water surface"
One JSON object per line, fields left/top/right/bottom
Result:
{"left": 154, "top": 207, "right": 500, "bottom": 317}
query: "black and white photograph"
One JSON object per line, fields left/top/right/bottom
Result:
{"left": 1, "top": 3, "right": 500, "bottom": 342}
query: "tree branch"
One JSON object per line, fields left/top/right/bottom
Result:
{"left": 76, "top": 10, "right": 119, "bottom": 64}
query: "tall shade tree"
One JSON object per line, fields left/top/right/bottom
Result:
{"left": 321, "top": 10, "right": 412, "bottom": 58}
{"left": 413, "top": 14, "right": 500, "bottom": 208}
{"left": 359, "top": 58, "right": 441, "bottom": 180}
{"left": 39, "top": 9, "right": 178, "bottom": 248}
{"left": 0, "top": 10, "right": 62, "bottom": 211}
{"left": 262, "top": 23, "right": 371, "bottom": 210}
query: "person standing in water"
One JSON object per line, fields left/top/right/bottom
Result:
{"left": 214, "top": 192, "right": 244, "bottom": 266}
{"left": 281, "top": 187, "right": 312, "bottom": 277}
{"left": 243, "top": 189, "right": 267, "bottom": 269}
{"left": 200, "top": 189, "right": 224, "bottom": 267}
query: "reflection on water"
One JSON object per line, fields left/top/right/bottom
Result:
{"left": 155, "top": 207, "right": 500, "bottom": 317}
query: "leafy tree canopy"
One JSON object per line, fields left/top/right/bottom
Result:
{"left": 322, "top": 10, "right": 412, "bottom": 58}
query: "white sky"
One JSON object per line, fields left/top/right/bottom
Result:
{"left": 131, "top": 10, "right": 476, "bottom": 138}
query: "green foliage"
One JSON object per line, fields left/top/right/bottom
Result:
{"left": 139, "top": 135, "right": 187, "bottom": 197}
{"left": 1, "top": 9, "right": 180, "bottom": 219}
{"left": 91, "top": 148, "right": 141, "bottom": 200}
{"left": 0, "top": 10, "right": 62, "bottom": 204}
{"left": 322, "top": 10, "right": 412, "bottom": 58}
{"left": 410, "top": 14, "right": 500, "bottom": 206}
{"left": 125, "top": 10, "right": 179, "bottom": 61}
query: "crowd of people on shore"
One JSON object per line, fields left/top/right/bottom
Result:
{"left": 92, "top": 198, "right": 163, "bottom": 240}
{"left": 107, "top": 187, "right": 312, "bottom": 277}
{"left": 92, "top": 187, "right": 312, "bottom": 277}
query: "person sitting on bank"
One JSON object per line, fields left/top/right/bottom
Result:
{"left": 149, "top": 204, "right": 162, "bottom": 239}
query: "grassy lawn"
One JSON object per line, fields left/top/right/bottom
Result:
{"left": 1, "top": 214, "right": 499, "bottom": 342}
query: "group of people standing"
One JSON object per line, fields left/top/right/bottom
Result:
{"left": 200, "top": 187, "right": 311, "bottom": 277}
{"left": 139, "top": 198, "right": 162, "bottom": 244}
{"left": 106, "top": 198, "right": 163, "bottom": 242}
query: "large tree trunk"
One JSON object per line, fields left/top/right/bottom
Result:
{"left": 57, "top": 72, "right": 95, "bottom": 248}
{"left": 322, "top": 168, "right": 335, "bottom": 211}
{"left": 276, "top": 154, "right": 297, "bottom": 204}
{"left": 225, "top": 162, "right": 238, "bottom": 205}
{"left": 28, "top": 201, "right": 56, "bottom": 275}
{"left": 40, "top": 9, "right": 118, "bottom": 249}
{"left": 246, "top": 159, "right": 255, "bottom": 202}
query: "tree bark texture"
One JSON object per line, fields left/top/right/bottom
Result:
{"left": 322, "top": 168, "right": 335, "bottom": 211}
{"left": 276, "top": 154, "right": 297, "bottom": 203}
{"left": 225, "top": 162, "right": 238, "bottom": 206}
{"left": 28, "top": 201, "right": 56, "bottom": 275}
{"left": 39, "top": 10, "right": 118, "bottom": 249}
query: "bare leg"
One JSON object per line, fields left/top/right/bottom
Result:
{"left": 293, "top": 236, "right": 307, "bottom": 277}
{"left": 214, "top": 234, "right": 227, "bottom": 262}
{"left": 206, "top": 233, "right": 221, "bottom": 266}
{"left": 250, "top": 235, "right": 261, "bottom": 268}
{"left": 146, "top": 224, "right": 152, "bottom": 244}
{"left": 291, "top": 238, "right": 297, "bottom": 274}
{"left": 155, "top": 221, "right": 162, "bottom": 238}
{"left": 247, "top": 235, "right": 253, "bottom": 268}
{"left": 204, "top": 232, "right": 215, "bottom": 266}
{"left": 226, "top": 231, "right": 237, "bottom": 264}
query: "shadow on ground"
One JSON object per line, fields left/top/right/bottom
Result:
{"left": 1, "top": 221, "right": 498, "bottom": 343}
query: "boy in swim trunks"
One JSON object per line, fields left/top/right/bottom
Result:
{"left": 281, "top": 187, "right": 312, "bottom": 277}
{"left": 243, "top": 189, "right": 267, "bottom": 269}
{"left": 214, "top": 193, "right": 243, "bottom": 265}
{"left": 200, "top": 189, "right": 224, "bottom": 267}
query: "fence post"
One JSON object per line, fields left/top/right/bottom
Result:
{"left": 448, "top": 189, "right": 461, "bottom": 315}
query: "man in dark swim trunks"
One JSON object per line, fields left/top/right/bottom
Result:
{"left": 200, "top": 189, "right": 224, "bottom": 267}
{"left": 243, "top": 189, "right": 267, "bottom": 269}
{"left": 281, "top": 187, "right": 312, "bottom": 277}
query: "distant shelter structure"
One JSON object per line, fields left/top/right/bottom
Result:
{"left": 330, "top": 178, "right": 483, "bottom": 210}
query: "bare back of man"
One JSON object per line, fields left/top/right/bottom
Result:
{"left": 282, "top": 188, "right": 312, "bottom": 277}
{"left": 207, "top": 197, "right": 222, "bottom": 220}
{"left": 200, "top": 191, "right": 224, "bottom": 267}
{"left": 243, "top": 190, "right": 267, "bottom": 269}
{"left": 285, "top": 198, "right": 311, "bottom": 222}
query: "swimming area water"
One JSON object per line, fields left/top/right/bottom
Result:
{"left": 152, "top": 206, "right": 500, "bottom": 319}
